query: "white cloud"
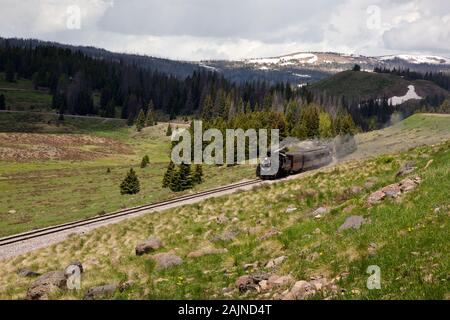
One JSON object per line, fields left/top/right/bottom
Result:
{"left": 0, "top": 0, "right": 448, "bottom": 60}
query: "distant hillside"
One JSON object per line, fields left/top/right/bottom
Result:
{"left": 309, "top": 70, "right": 450, "bottom": 104}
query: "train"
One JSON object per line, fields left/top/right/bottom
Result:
{"left": 256, "top": 146, "right": 333, "bottom": 180}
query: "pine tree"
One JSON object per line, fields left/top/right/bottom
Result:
{"left": 162, "top": 161, "right": 175, "bottom": 188}
{"left": 120, "top": 169, "right": 140, "bottom": 195}
{"left": 319, "top": 112, "right": 333, "bottom": 138}
{"left": 135, "top": 109, "right": 146, "bottom": 132}
{"left": 140, "top": 155, "right": 150, "bottom": 168}
{"left": 0, "top": 94, "right": 5, "bottom": 110}
{"left": 352, "top": 64, "right": 361, "bottom": 72}
{"left": 166, "top": 123, "right": 173, "bottom": 136}
{"left": 192, "top": 164, "right": 203, "bottom": 185}
{"left": 169, "top": 165, "right": 181, "bottom": 192}
{"left": 178, "top": 163, "right": 193, "bottom": 191}
{"left": 5, "top": 60, "right": 15, "bottom": 82}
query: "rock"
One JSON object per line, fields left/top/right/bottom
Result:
{"left": 367, "top": 190, "right": 386, "bottom": 204}
{"left": 338, "top": 216, "right": 366, "bottom": 232}
{"left": 288, "top": 280, "right": 316, "bottom": 300}
{"left": 285, "top": 205, "right": 297, "bottom": 213}
{"left": 235, "top": 273, "right": 270, "bottom": 293}
{"left": 17, "top": 268, "right": 41, "bottom": 278}
{"left": 258, "top": 228, "right": 280, "bottom": 241}
{"left": 400, "top": 178, "right": 417, "bottom": 192}
{"left": 216, "top": 214, "right": 229, "bottom": 225}
{"left": 187, "top": 247, "right": 228, "bottom": 258}
{"left": 309, "top": 276, "right": 328, "bottom": 291}
{"left": 231, "top": 217, "right": 239, "bottom": 223}
{"left": 265, "top": 256, "right": 287, "bottom": 269}
{"left": 243, "top": 262, "right": 259, "bottom": 270}
{"left": 259, "top": 280, "right": 270, "bottom": 291}
{"left": 268, "top": 275, "right": 295, "bottom": 287}
{"left": 119, "top": 280, "right": 135, "bottom": 291}
{"left": 150, "top": 253, "right": 183, "bottom": 270}
{"left": 135, "top": 237, "right": 163, "bottom": 256}
{"left": 381, "top": 183, "right": 402, "bottom": 198}
{"left": 26, "top": 271, "right": 67, "bottom": 300}
{"left": 212, "top": 230, "right": 239, "bottom": 242}
{"left": 8, "top": 209, "right": 16, "bottom": 214}
{"left": 313, "top": 228, "right": 321, "bottom": 235}
{"left": 235, "top": 275, "right": 257, "bottom": 293}
{"left": 310, "top": 207, "right": 329, "bottom": 218}
{"left": 83, "top": 284, "right": 118, "bottom": 300}
{"left": 396, "top": 161, "right": 416, "bottom": 177}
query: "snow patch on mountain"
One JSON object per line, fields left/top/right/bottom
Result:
{"left": 379, "top": 55, "right": 450, "bottom": 65}
{"left": 388, "top": 85, "right": 422, "bottom": 106}
{"left": 246, "top": 53, "right": 318, "bottom": 65}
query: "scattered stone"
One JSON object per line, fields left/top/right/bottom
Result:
{"left": 258, "top": 228, "right": 280, "bottom": 241}
{"left": 17, "top": 268, "right": 41, "bottom": 278}
{"left": 83, "top": 284, "right": 118, "bottom": 300}
{"left": 284, "top": 280, "right": 316, "bottom": 300}
{"left": 309, "top": 276, "right": 329, "bottom": 291}
{"left": 212, "top": 230, "right": 239, "bottom": 242}
{"left": 310, "top": 207, "right": 329, "bottom": 218}
{"left": 26, "top": 271, "right": 67, "bottom": 300}
{"left": 396, "top": 161, "right": 416, "bottom": 177}
{"left": 268, "top": 275, "right": 295, "bottom": 287}
{"left": 399, "top": 178, "right": 417, "bottom": 192}
{"left": 119, "top": 280, "right": 135, "bottom": 291}
{"left": 338, "top": 216, "right": 366, "bottom": 232}
{"left": 285, "top": 205, "right": 297, "bottom": 213}
{"left": 243, "top": 262, "right": 259, "bottom": 270}
{"left": 150, "top": 253, "right": 183, "bottom": 270}
{"left": 367, "top": 190, "right": 386, "bottom": 204}
{"left": 187, "top": 247, "right": 228, "bottom": 258}
{"left": 222, "top": 287, "right": 234, "bottom": 295}
{"left": 381, "top": 184, "right": 402, "bottom": 198}
{"left": 235, "top": 274, "right": 270, "bottom": 293}
{"left": 313, "top": 228, "right": 321, "bottom": 235}
{"left": 135, "top": 237, "right": 163, "bottom": 256}
{"left": 259, "top": 280, "right": 270, "bottom": 291}
{"left": 265, "top": 256, "right": 286, "bottom": 269}
{"left": 231, "top": 217, "right": 239, "bottom": 223}
{"left": 8, "top": 209, "right": 16, "bottom": 214}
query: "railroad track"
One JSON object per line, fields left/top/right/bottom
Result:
{"left": 0, "top": 179, "right": 261, "bottom": 248}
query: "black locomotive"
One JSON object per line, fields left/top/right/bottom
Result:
{"left": 256, "top": 146, "right": 333, "bottom": 180}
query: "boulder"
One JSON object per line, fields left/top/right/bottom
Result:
{"left": 367, "top": 190, "right": 386, "bottom": 204}
{"left": 265, "top": 256, "right": 287, "bottom": 269}
{"left": 84, "top": 284, "right": 118, "bottom": 300}
{"left": 286, "top": 281, "right": 316, "bottom": 300}
{"left": 396, "top": 161, "right": 416, "bottom": 177}
{"left": 135, "top": 237, "right": 163, "bottom": 256}
{"left": 235, "top": 273, "right": 270, "bottom": 293}
{"left": 268, "top": 275, "right": 295, "bottom": 287}
{"left": 400, "top": 178, "right": 417, "bottom": 192}
{"left": 338, "top": 216, "right": 366, "bottom": 232}
{"left": 26, "top": 271, "right": 67, "bottom": 300}
{"left": 187, "top": 247, "right": 228, "bottom": 258}
{"left": 381, "top": 183, "right": 402, "bottom": 198}
{"left": 150, "top": 253, "right": 183, "bottom": 270}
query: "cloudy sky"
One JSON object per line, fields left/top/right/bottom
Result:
{"left": 0, "top": 0, "right": 449, "bottom": 60}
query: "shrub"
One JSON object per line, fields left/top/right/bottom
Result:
{"left": 120, "top": 169, "right": 140, "bottom": 195}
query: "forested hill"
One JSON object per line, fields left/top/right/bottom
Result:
{"left": 0, "top": 37, "right": 201, "bottom": 79}
{"left": 0, "top": 39, "right": 298, "bottom": 121}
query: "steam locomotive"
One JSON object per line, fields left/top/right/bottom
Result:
{"left": 256, "top": 146, "right": 333, "bottom": 180}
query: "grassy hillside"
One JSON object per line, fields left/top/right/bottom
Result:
{"left": 309, "top": 70, "right": 449, "bottom": 102}
{"left": 0, "top": 117, "right": 255, "bottom": 237}
{"left": 0, "top": 139, "right": 448, "bottom": 300}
